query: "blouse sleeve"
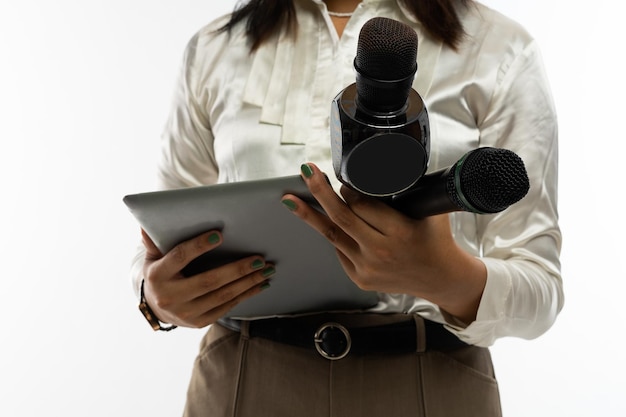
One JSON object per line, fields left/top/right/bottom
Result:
{"left": 446, "top": 40, "right": 564, "bottom": 346}
{"left": 129, "top": 32, "right": 219, "bottom": 298}
{"left": 157, "top": 32, "right": 219, "bottom": 190}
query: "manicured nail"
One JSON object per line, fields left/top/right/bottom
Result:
{"left": 301, "top": 163, "right": 314, "bottom": 178}
{"left": 282, "top": 199, "right": 297, "bottom": 211}
{"left": 262, "top": 266, "right": 276, "bottom": 278}
{"left": 208, "top": 232, "right": 220, "bottom": 244}
{"left": 260, "top": 281, "right": 271, "bottom": 291}
{"left": 251, "top": 259, "right": 264, "bottom": 270}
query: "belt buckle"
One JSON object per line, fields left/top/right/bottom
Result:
{"left": 314, "top": 322, "right": 351, "bottom": 360}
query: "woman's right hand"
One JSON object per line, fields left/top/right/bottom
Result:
{"left": 140, "top": 229, "right": 275, "bottom": 328}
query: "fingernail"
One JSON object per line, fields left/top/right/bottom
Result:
{"left": 281, "top": 199, "right": 297, "bottom": 211}
{"left": 260, "top": 281, "right": 271, "bottom": 291}
{"left": 251, "top": 259, "right": 264, "bottom": 270}
{"left": 208, "top": 232, "right": 220, "bottom": 244}
{"left": 301, "top": 163, "right": 314, "bottom": 178}
{"left": 262, "top": 266, "right": 276, "bottom": 278}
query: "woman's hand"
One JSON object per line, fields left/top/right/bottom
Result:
{"left": 141, "top": 229, "right": 275, "bottom": 328}
{"left": 282, "top": 163, "right": 487, "bottom": 324}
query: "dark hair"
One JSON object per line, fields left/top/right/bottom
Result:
{"left": 220, "top": 0, "right": 471, "bottom": 51}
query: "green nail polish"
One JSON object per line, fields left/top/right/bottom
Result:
{"left": 251, "top": 259, "right": 264, "bottom": 269}
{"left": 260, "top": 282, "right": 271, "bottom": 291}
{"left": 208, "top": 232, "right": 220, "bottom": 244}
{"left": 301, "top": 163, "right": 314, "bottom": 178}
{"left": 262, "top": 266, "right": 276, "bottom": 277}
{"left": 282, "top": 199, "right": 297, "bottom": 211}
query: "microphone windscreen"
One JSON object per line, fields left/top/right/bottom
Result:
{"left": 452, "top": 148, "right": 530, "bottom": 213}
{"left": 354, "top": 17, "right": 418, "bottom": 112}
{"left": 355, "top": 17, "right": 417, "bottom": 80}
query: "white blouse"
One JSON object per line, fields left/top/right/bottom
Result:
{"left": 132, "top": 0, "right": 563, "bottom": 347}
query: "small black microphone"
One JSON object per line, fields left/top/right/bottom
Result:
{"left": 390, "top": 147, "right": 530, "bottom": 218}
{"left": 331, "top": 17, "right": 430, "bottom": 197}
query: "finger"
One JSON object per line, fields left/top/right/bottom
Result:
{"left": 151, "top": 259, "right": 275, "bottom": 324}
{"left": 340, "top": 186, "right": 408, "bottom": 235}
{"left": 299, "top": 163, "right": 379, "bottom": 242}
{"left": 335, "top": 249, "right": 357, "bottom": 280}
{"left": 282, "top": 193, "right": 358, "bottom": 257}
{"left": 141, "top": 229, "right": 163, "bottom": 260}
{"left": 188, "top": 257, "right": 275, "bottom": 298}
{"left": 146, "top": 258, "right": 275, "bottom": 327}
{"left": 201, "top": 264, "right": 274, "bottom": 310}
{"left": 154, "top": 230, "right": 223, "bottom": 281}
{"left": 193, "top": 281, "right": 270, "bottom": 328}
{"left": 282, "top": 194, "right": 360, "bottom": 277}
{"left": 181, "top": 263, "right": 275, "bottom": 326}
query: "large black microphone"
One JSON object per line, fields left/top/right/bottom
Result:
{"left": 391, "top": 147, "right": 530, "bottom": 218}
{"left": 330, "top": 17, "right": 430, "bottom": 197}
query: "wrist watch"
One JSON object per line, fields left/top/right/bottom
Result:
{"left": 138, "top": 280, "right": 177, "bottom": 331}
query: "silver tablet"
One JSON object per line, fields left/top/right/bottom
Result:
{"left": 123, "top": 175, "right": 378, "bottom": 318}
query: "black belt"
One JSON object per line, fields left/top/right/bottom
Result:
{"left": 245, "top": 315, "right": 468, "bottom": 360}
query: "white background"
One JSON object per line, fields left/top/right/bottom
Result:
{"left": 1, "top": 1, "right": 624, "bottom": 416}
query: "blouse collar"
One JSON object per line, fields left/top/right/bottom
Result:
{"left": 242, "top": 0, "right": 442, "bottom": 145}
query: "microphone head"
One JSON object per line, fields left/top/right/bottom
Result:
{"left": 449, "top": 148, "right": 530, "bottom": 213}
{"left": 354, "top": 17, "right": 418, "bottom": 113}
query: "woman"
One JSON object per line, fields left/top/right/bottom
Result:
{"left": 132, "top": 0, "right": 563, "bottom": 415}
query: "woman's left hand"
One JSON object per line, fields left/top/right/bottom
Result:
{"left": 282, "top": 163, "right": 488, "bottom": 324}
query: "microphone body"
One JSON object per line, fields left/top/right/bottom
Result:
{"left": 331, "top": 85, "right": 430, "bottom": 197}
{"left": 391, "top": 147, "right": 531, "bottom": 218}
{"left": 331, "top": 17, "right": 430, "bottom": 197}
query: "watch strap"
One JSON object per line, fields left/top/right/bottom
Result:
{"left": 139, "top": 280, "right": 177, "bottom": 332}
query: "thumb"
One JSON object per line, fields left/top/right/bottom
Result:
{"left": 141, "top": 229, "right": 163, "bottom": 260}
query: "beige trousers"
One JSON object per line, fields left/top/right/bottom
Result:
{"left": 184, "top": 315, "right": 502, "bottom": 417}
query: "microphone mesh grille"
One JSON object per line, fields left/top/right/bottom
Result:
{"left": 355, "top": 17, "right": 418, "bottom": 81}
{"left": 354, "top": 17, "right": 418, "bottom": 112}
{"left": 457, "top": 148, "right": 530, "bottom": 213}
